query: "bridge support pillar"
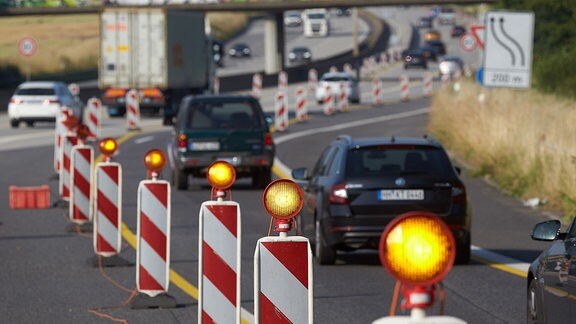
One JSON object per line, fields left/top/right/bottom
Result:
{"left": 264, "top": 13, "right": 285, "bottom": 74}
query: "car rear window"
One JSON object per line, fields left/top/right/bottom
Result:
{"left": 346, "top": 145, "right": 454, "bottom": 177}
{"left": 15, "top": 88, "right": 55, "bottom": 96}
{"left": 186, "top": 101, "right": 264, "bottom": 130}
{"left": 323, "top": 76, "right": 351, "bottom": 82}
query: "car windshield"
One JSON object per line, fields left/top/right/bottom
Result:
{"left": 307, "top": 13, "right": 325, "bottom": 19}
{"left": 186, "top": 100, "right": 263, "bottom": 130}
{"left": 345, "top": 145, "right": 454, "bottom": 177}
{"left": 323, "top": 76, "right": 351, "bottom": 82}
{"left": 15, "top": 88, "right": 55, "bottom": 96}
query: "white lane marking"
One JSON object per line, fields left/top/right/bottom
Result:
{"left": 0, "top": 130, "right": 53, "bottom": 144}
{"left": 135, "top": 136, "right": 154, "bottom": 144}
{"left": 273, "top": 109, "right": 531, "bottom": 277}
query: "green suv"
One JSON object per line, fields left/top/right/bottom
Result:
{"left": 168, "top": 95, "right": 275, "bottom": 190}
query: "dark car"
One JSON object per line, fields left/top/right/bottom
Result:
{"left": 402, "top": 49, "right": 428, "bottom": 69}
{"left": 425, "top": 39, "right": 447, "bottom": 56}
{"left": 288, "top": 46, "right": 312, "bottom": 64}
{"left": 418, "top": 16, "right": 433, "bottom": 29}
{"left": 212, "top": 40, "right": 224, "bottom": 67}
{"left": 451, "top": 25, "right": 466, "bottom": 38}
{"left": 419, "top": 44, "right": 439, "bottom": 62}
{"left": 168, "top": 95, "right": 275, "bottom": 190}
{"left": 228, "top": 43, "right": 251, "bottom": 58}
{"left": 292, "top": 135, "right": 471, "bottom": 265}
{"left": 528, "top": 219, "right": 576, "bottom": 323}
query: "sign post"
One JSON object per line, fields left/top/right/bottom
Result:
{"left": 18, "top": 37, "right": 37, "bottom": 81}
{"left": 482, "top": 11, "right": 534, "bottom": 88}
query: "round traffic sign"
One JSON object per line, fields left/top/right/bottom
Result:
{"left": 18, "top": 37, "right": 37, "bottom": 57}
{"left": 459, "top": 34, "right": 477, "bottom": 52}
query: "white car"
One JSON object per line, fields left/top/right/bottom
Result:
{"left": 315, "top": 72, "right": 360, "bottom": 104}
{"left": 8, "top": 81, "right": 84, "bottom": 128}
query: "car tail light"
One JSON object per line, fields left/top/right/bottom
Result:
{"left": 177, "top": 134, "right": 187, "bottom": 151}
{"left": 10, "top": 98, "right": 23, "bottom": 105}
{"left": 104, "top": 88, "right": 126, "bottom": 98}
{"left": 43, "top": 99, "right": 60, "bottom": 105}
{"left": 141, "top": 88, "right": 163, "bottom": 98}
{"left": 264, "top": 132, "right": 274, "bottom": 148}
{"left": 329, "top": 184, "right": 348, "bottom": 204}
{"left": 451, "top": 181, "right": 467, "bottom": 204}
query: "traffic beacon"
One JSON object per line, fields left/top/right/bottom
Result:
{"left": 254, "top": 179, "right": 313, "bottom": 324}
{"left": 132, "top": 149, "right": 177, "bottom": 309}
{"left": 373, "top": 211, "right": 466, "bottom": 324}
{"left": 68, "top": 124, "right": 94, "bottom": 233}
{"left": 88, "top": 138, "right": 130, "bottom": 267}
{"left": 198, "top": 161, "right": 242, "bottom": 324}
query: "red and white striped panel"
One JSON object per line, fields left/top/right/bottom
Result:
{"left": 423, "top": 72, "right": 433, "bottom": 97}
{"left": 323, "top": 85, "right": 334, "bottom": 116}
{"left": 252, "top": 73, "right": 262, "bottom": 99}
{"left": 86, "top": 97, "right": 102, "bottom": 140}
{"left": 213, "top": 76, "right": 220, "bottom": 95}
{"left": 70, "top": 146, "right": 93, "bottom": 224}
{"left": 94, "top": 162, "right": 122, "bottom": 256}
{"left": 255, "top": 236, "right": 313, "bottom": 324}
{"left": 274, "top": 92, "right": 288, "bottom": 131}
{"left": 372, "top": 79, "right": 383, "bottom": 106}
{"left": 307, "top": 69, "right": 317, "bottom": 92}
{"left": 126, "top": 89, "right": 141, "bottom": 131}
{"left": 278, "top": 71, "right": 288, "bottom": 94}
{"left": 137, "top": 180, "right": 171, "bottom": 297}
{"left": 68, "top": 83, "right": 80, "bottom": 97}
{"left": 198, "top": 202, "right": 241, "bottom": 324}
{"left": 400, "top": 74, "right": 410, "bottom": 101}
{"left": 59, "top": 134, "right": 78, "bottom": 201}
{"left": 53, "top": 108, "right": 70, "bottom": 174}
{"left": 295, "top": 87, "right": 307, "bottom": 122}
{"left": 338, "top": 82, "right": 349, "bottom": 112}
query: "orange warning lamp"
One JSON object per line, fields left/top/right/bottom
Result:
{"left": 207, "top": 161, "right": 236, "bottom": 191}
{"left": 263, "top": 179, "right": 303, "bottom": 221}
{"left": 99, "top": 138, "right": 118, "bottom": 158}
{"left": 379, "top": 211, "right": 455, "bottom": 286}
{"left": 144, "top": 149, "right": 166, "bottom": 174}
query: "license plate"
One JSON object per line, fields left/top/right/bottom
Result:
{"left": 190, "top": 141, "right": 220, "bottom": 151}
{"left": 378, "top": 190, "right": 424, "bottom": 200}
{"left": 217, "top": 157, "right": 241, "bottom": 166}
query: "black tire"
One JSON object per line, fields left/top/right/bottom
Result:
{"left": 10, "top": 119, "right": 19, "bottom": 128}
{"left": 171, "top": 168, "right": 188, "bottom": 191}
{"left": 253, "top": 167, "right": 272, "bottom": 189}
{"left": 25, "top": 121, "right": 35, "bottom": 127}
{"left": 527, "top": 278, "right": 540, "bottom": 324}
{"left": 454, "top": 232, "right": 471, "bottom": 265}
{"left": 315, "top": 220, "right": 336, "bottom": 265}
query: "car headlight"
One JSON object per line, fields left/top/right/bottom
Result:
{"left": 243, "top": 48, "right": 250, "bottom": 54}
{"left": 229, "top": 49, "right": 236, "bottom": 55}
{"left": 303, "top": 52, "right": 311, "bottom": 58}
{"left": 289, "top": 53, "right": 296, "bottom": 59}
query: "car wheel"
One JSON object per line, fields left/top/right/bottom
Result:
{"left": 454, "top": 232, "right": 471, "bottom": 265}
{"left": 527, "top": 278, "right": 540, "bottom": 324}
{"left": 171, "top": 168, "right": 188, "bottom": 191}
{"left": 10, "top": 119, "right": 19, "bottom": 128}
{"left": 315, "top": 220, "right": 335, "bottom": 265}
{"left": 253, "top": 167, "right": 272, "bottom": 189}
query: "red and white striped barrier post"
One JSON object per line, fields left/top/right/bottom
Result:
{"left": 329, "top": 65, "right": 338, "bottom": 73}
{"left": 198, "top": 162, "right": 241, "bottom": 324}
{"left": 252, "top": 73, "right": 262, "bottom": 99}
{"left": 69, "top": 135, "right": 93, "bottom": 226}
{"left": 213, "top": 76, "right": 220, "bottom": 95}
{"left": 453, "top": 68, "right": 462, "bottom": 82}
{"left": 274, "top": 92, "right": 288, "bottom": 131}
{"left": 338, "top": 81, "right": 349, "bottom": 112}
{"left": 323, "top": 85, "right": 334, "bottom": 116}
{"left": 132, "top": 149, "right": 176, "bottom": 309}
{"left": 423, "top": 72, "right": 433, "bottom": 97}
{"left": 126, "top": 89, "right": 141, "bottom": 131}
{"left": 59, "top": 132, "right": 78, "bottom": 202}
{"left": 278, "top": 71, "right": 288, "bottom": 94}
{"left": 68, "top": 83, "right": 80, "bottom": 97}
{"left": 372, "top": 79, "right": 383, "bottom": 106}
{"left": 343, "top": 63, "right": 353, "bottom": 75}
{"left": 400, "top": 74, "right": 410, "bottom": 101}
{"left": 54, "top": 107, "right": 71, "bottom": 174}
{"left": 307, "top": 69, "right": 318, "bottom": 93}
{"left": 254, "top": 180, "right": 313, "bottom": 324}
{"left": 295, "top": 87, "right": 308, "bottom": 122}
{"left": 90, "top": 138, "right": 130, "bottom": 267}
{"left": 86, "top": 97, "right": 102, "bottom": 140}
{"left": 441, "top": 73, "right": 450, "bottom": 86}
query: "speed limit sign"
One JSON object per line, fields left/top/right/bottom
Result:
{"left": 18, "top": 37, "right": 38, "bottom": 57}
{"left": 459, "top": 34, "right": 477, "bottom": 52}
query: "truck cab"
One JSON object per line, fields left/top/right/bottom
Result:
{"left": 302, "top": 8, "right": 329, "bottom": 37}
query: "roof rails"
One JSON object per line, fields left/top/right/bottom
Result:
{"left": 423, "top": 134, "right": 437, "bottom": 143}
{"left": 336, "top": 134, "right": 352, "bottom": 144}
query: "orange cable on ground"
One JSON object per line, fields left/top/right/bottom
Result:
{"left": 389, "top": 280, "right": 401, "bottom": 316}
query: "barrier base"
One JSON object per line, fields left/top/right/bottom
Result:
{"left": 66, "top": 222, "right": 93, "bottom": 234}
{"left": 130, "top": 293, "right": 177, "bottom": 309}
{"left": 86, "top": 255, "right": 133, "bottom": 268}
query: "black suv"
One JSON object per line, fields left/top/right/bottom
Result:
{"left": 292, "top": 135, "right": 471, "bottom": 265}
{"left": 168, "top": 95, "right": 275, "bottom": 190}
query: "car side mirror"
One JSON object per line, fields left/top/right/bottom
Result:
{"left": 265, "top": 115, "right": 274, "bottom": 126}
{"left": 531, "top": 220, "right": 563, "bottom": 241}
{"left": 292, "top": 167, "right": 310, "bottom": 181}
